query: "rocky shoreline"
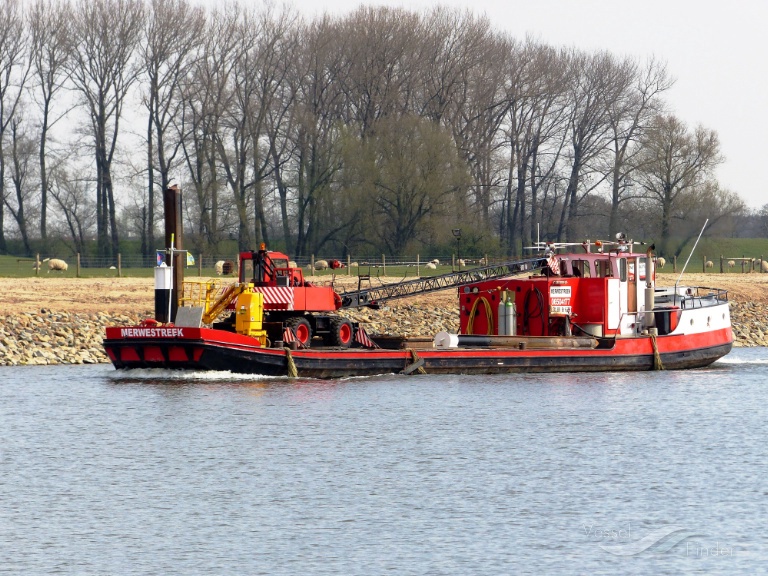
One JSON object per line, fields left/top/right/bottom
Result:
{"left": 0, "top": 300, "right": 765, "bottom": 366}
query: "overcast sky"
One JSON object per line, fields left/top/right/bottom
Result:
{"left": 294, "top": 0, "right": 768, "bottom": 209}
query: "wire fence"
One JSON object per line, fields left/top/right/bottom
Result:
{"left": 0, "top": 252, "right": 493, "bottom": 279}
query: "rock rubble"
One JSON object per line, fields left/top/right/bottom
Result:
{"left": 0, "top": 310, "right": 146, "bottom": 366}
{"left": 0, "top": 300, "right": 763, "bottom": 366}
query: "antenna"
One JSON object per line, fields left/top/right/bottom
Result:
{"left": 675, "top": 219, "right": 709, "bottom": 298}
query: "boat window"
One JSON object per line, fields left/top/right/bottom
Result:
{"left": 618, "top": 259, "right": 627, "bottom": 282}
{"left": 241, "top": 259, "right": 253, "bottom": 281}
{"left": 596, "top": 260, "right": 613, "bottom": 278}
{"left": 571, "top": 260, "right": 591, "bottom": 278}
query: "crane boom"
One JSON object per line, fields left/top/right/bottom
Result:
{"left": 338, "top": 256, "right": 548, "bottom": 308}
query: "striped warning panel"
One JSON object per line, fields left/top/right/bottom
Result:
{"left": 253, "top": 286, "right": 295, "bottom": 310}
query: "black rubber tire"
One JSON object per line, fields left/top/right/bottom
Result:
{"left": 328, "top": 317, "right": 354, "bottom": 348}
{"left": 286, "top": 317, "right": 312, "bottom": 347}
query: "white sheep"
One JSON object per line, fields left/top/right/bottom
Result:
{"left": 762, "top": 260, "right": 768, "bottom": 273}
{"left": 314, "top": 259, "right": 329, "bottom": 270}
{"left": 458, "top": 259, "right": 466, "bottom": 267}
{"left": 48, "top": 258, "right": 68, "bottom": 272}
{"left": 657, "top": 257, "right": 666, "bottom": 269}
{"left": 215, "top": 260, "right": 235, "bottom": 275}
{"left": 288, "top": 261, "right": 297, "bottom": 268}
{"left": 705, "top": 260, "right": 714, "bottom": 269}
{"left": 727, "top": 260, "right": 735, "bottom": 268}
{"left": 430, "top": 259, "right": 439, "bottom": 265}
{"left": 425, "top": 262, "right": 437, "bottom": 270}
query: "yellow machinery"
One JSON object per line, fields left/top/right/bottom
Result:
{"left": 234, "top": 289, "right": 267, "bottom": 344}
{"left": 195, "top": 282, "right": 267, "bottom": 345}
{"left": 201, "top": 283, "right": 242, "bottom": 325}
{"left": 181, "top": 279, "right": 220, "bottom": 310}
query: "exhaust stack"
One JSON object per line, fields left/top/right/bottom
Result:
{"left": 155, "top": 185, "right": 183, "bottom": 323}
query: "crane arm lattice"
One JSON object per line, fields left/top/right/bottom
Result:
{"left": 338, "top": 256, "right": 548, "bottom": 309}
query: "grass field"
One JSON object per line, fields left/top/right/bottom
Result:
{"left": 0, "top": 254, "right": 464, "bottom": 280}
{"left": 4, "top": 237, "right": 768, "bottom": 279}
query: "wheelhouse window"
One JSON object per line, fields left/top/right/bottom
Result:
{"left": 596, "top": 259, "right": 613, "bottom": 278}
{"left": 571, "top": 259, "right": 591, "bottom": 278}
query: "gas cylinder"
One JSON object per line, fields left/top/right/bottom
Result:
{"left": 504, "top": 293, "right": 517, "bottom": 336}
{"left": 497, "top": 290, "right": 507, "bottom": 335}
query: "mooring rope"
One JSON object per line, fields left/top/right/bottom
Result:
{"left": 405, "top": 348, "right": 427, "bottom": 375}
{"left": 284, "top": 347, "right": 298, "bottom": 377}
{"left": 650, "top": 333, "right": 664, "bottom": 371}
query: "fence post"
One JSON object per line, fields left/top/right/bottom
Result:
{"left": 311, "top": 255, "right": 315, "bottom": 277}
{"left": 719, "top": 255, "right": 723, "bottom": 273}
{"left": 382, "top": 254, "right": 386, "bottom": 276}
{"left": 77, "top": 253, "right": 81, "bottom": 278}
{"left": 347, "top": 254, "right": 350, "bottom": 276}
{"left": 35, "top": 253, "right": 40, "bottom": 276}
{"left": 417, "top": 253, "right": 420, "bottom": 277}
{"left": 198, "top": 254, "right": 202, "bottom": 277}
{"left": 118, "top": 253, "right": 122, "bottom": 277}
{"left": 702, "top": 255, "right": 706, "bottom": 273}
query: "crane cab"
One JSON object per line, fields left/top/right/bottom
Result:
{"left": 239, "top": 247, "right": 304, "bottom": 287}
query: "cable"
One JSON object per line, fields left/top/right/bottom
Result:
{"left": 523, "top": 287, "right": 545, "bottom": 335}
{"left": 467, "top": 296, "right": 494, "bottom": 335}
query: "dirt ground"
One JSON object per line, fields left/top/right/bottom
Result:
{"left": 1, "top": 272, "right": 767, "bottom": 315}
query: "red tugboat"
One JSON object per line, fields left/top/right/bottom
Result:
{"left": 103, "top": 188, "right": 732, "bottom": 378}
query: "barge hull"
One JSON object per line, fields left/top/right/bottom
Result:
{"left": 104, "top": 327, "right": 733, "bottom": 379}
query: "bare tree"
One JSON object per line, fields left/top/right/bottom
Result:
{"left": 141, "top": 0, "right": 204, "bottom": 256}
{"left": 338, "top": 6, "right": 421, "bottom": 137}
{"left": 0, "top": 0, "right": 30, "bottom": 254}
{"left": 634, "top": 114, "right": 723, "bottom": 255}
{"left": 28, "top": 0, "right": 72, "bottom": 250}
{"left": 603, "top": 57, "right": 672, "bottom": 237}
{"left": 265, "top": 22, "right": 301, "bottom": 251}
{"left": 430, "top": 13, "right": 508, "bottom": 235}
{"left": 178, "top": 5, "right": 239, "bottom": 250}
{"left": 557, "top": 51, "right": 626, "bottom": 241}
{"left": 290, "top": 15, "right": 347, "bottom": 258}
{"left": 213, "top": 4, "right": 298, "bottom": 251}
{"left": 67, "top": 0, "right": 145, "bottom": 258}
{"left": 247, "top": 6, "right": 299, "bottom": 249}
{"left": 50, "top": 167, "right": 95, "bottom": 255}
{"left": 4, "top": 116, "right": 36, "bottom": 255}
{"left": 503, "top": 40, "right": 570, "bottom": 252}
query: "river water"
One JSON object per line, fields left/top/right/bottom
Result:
{"left": 1, "top": 348, "right": 767, "bottom": 575}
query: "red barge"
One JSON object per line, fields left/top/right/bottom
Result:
{"left": 103, "top": 188, "right": 732, "bottom": 378}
